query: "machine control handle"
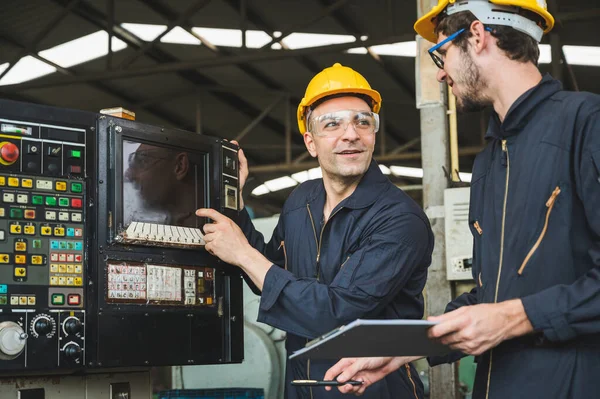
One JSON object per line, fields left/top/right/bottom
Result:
{"left": 63, "top": 342, "right": 82, "bottom": 359}
{"left": 34, "top": 317, "right": 53, "bottom": 336}
{"left": 0, "top": 321, "right": 27, "bottom": 359}
{"left": 63, "top": 317, "right": 82, "bottom": 335}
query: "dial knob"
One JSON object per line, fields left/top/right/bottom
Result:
{"left": 0, "top": 142, "right": 19, "bottom": 166}
{"left": 63, "top": 317, "right": 82, "bottom": 335}
{"left": 0, "top": 321, "right": 27, "bottom": 360}
{"left": 63, "top": 342, "right": 81, "bottom": 359}
{"left": 33, "top": 316, "right": 53, "bottom": 336}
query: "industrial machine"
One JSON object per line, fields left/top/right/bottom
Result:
{"left": 0, "top": 99, "right": 244, "bottom": 384}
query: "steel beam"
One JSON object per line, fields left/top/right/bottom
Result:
{"left": 235, "top": 97, "right": 283, "bottom": 141}
{"left": 0, "top": 0, "right": 81, "bottom": 81}
{"left": 0, "top": 34, "right": 413, "bottom": 93}
{"left": 249, "top": 146, "right": 482, "bottom": 174}
{"left": 119, "top": 0, "right": 211, "bottom": 68}
{"left": 556, "top": 8, "right": 600, "bottom": 23}
{"left": 258, "top": 0, "right": 350, "bottom": 49}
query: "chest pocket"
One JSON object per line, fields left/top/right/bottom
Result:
{"left": 468, "top": 171, "right": 488, "bottom": 296}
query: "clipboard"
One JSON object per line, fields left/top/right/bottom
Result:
{"left": 289, "top": 319, "right": 451, "bottom": 360}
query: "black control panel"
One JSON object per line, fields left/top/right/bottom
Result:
{"left": 0, "top": 99, "right": 244, "bottom": 376}
{"left": 0, "top": 111, "right": 88, "bottom": 372}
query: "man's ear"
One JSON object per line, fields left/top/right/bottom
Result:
{"left": 304, "top": 132, "right": 318, "bottom": 158}
{"left": 469, "top": 20, "right": 489, "bottom": 55}
{"left": 174, "top": 153, "right": 190, "bottom": 180}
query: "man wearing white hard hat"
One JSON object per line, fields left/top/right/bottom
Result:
{"left": 325, "top": 1, "right": 600, "bottom": 397}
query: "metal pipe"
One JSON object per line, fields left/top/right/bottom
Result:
{"left": 448, "top": 91, "right": 460, "bottom": 181}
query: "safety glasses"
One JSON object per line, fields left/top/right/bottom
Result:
{"left": 429, "top": 26, "right": 492, "bottom": 69}
{"left": 308, "top": 109, "right": 380, "bottom": 138}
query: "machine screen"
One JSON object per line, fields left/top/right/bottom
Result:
{"left": 119, "top": 140, "right": 208, "bottom": 248}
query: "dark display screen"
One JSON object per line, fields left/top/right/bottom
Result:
{"left": 122, "top": 140, "right": 206, "bottom": 228}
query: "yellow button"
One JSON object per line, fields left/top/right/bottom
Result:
{"left": 19, "top": 296, "right": 27, "bottom": 305}
{"left": 59, "top": 264, "right": 66, "bottom": 273}
{"left": 0, "top": 208, "right": 4, "bottom": 217}
{"left": 50, "top": 264, "right": 58, "bottom": 272}
{"left": 27, "top": 296, "right": 36, "bottom": 305}
{"left": 58, "top": 277, "right": 66, "bottom": 286}
{"left": 10, "top": 224, "right": 22, "bottom": 234}
{"left": 66, "top": 277, "right": 74, "bottom": 286}
{"left": 8, "top": 177, "right": 19, "bottom": 187}
{"left": 0, "top": 177, "right": 5, "bottom": 186}
{"left": 53, "top": 227, "right": 65, "bottom": 237}
{"left": 0, "top": 254, "right": 9, "bottom": 263}
{"left": 207, "top": 297, "right": 213, "bottom": 305}
{"left": 24, "top": 225, "right": 35, "bottom": 235}
{"left": 15, "top": 242, "right": 27, "bottom": 252}
{"left": 21, "top": 179, "right": 33, "bottom": 188}
{"left": 41, "top": 226, "right": 52, "bottom": 236}
{"left": 75, "top": 265, "right": 82, "bottom": 274}
{"left": 15, "top": 255, "right": 26, "bottom": 264}
{"left": 55, "top": 181, "right": 67, "bottom": 191}
{"left": 74, "top": 277, "right": 83, "bottom": 286}
{"left": 50, "top": 276, "right": 58, "bottom": 285}
{"left": 31, "top": 255, "right": 43, "bottom": 265}
{"left": 67, "top": 264, "right": 74, "bottom": 273}
{"left": 14, "top": 267, "right": 26, "bottom": 277}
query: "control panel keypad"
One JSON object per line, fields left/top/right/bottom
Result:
{"left": 0, "top": 173, "right": 85, "bottom": 306}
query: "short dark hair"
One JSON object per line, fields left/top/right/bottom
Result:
{"left": 434, "top": 11, "right": 541, "bottom": 64}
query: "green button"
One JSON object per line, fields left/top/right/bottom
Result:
{"left": 71, "top": 183, "right": 82, "bottom": 193}
{"left": 32, "top": 195, "right": 43, "bottom": 205}
{"left": 45, "top": 197, "right": 56, "bottom": 206}
{"left": 51, "top": 293, "right": 64, "bottom": 305}
{"left": 10, "top": 208, "right": 23, "bottom": 219}
{"left": 33, "top": 239, "right": 42, "bottom": 249}
{"left": 58, "top": 198, "right": 69, "bottom": 207}
{"left": 70, "top": 150, "right": 81, "bottom": 159}
{"left": 0, "top": 295, "right": 6, "bottom": 305}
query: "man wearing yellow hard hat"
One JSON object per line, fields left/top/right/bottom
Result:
{"left": 325, "top": 0, "right": 600, "bottom": 397}
{"left": 197, "top": 62, "right": 434, "bottom": 398}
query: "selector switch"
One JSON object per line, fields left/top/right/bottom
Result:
{"left": 63, "top": 317, "right": 82, "bottom": 335}
{"left": 63, "top": 342, "right": 81, "bottom": 359}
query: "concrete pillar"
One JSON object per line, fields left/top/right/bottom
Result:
{"left": 416, "top": 1, "right": 458, "bottom": 398}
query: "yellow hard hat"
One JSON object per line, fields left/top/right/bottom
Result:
{"left": 296, "top": 63, "right": 382, "bottom": 134}
{"left": 414, "top": 0, "right": 555, "bottom": 43}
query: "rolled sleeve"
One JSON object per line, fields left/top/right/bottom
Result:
{"left": 259, "top": 265, "right": 294, "bottom": 311}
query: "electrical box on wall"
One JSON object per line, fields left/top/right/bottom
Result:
{"left": 444, "top": 187, "right": 474, "bottom": 281}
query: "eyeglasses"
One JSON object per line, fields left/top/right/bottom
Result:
{"left": 308, "top": 109, "right": 380, "bottom": 138}
{"left": 127, "top": 150, "right": 170, "bottom": 170}
{"left": 428, "top": 27, "right": 492, "bottom": 69}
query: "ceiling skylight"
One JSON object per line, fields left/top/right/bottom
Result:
{"left": 251, "top": 185, "right": 270, "bottom": 196}
{"left": 264, "top": 176, "right": 298, "bottom": 192}
{"left": 191, "top": 27, "right": 272, "bottom": 48}
{"left": 39, "top": 31, "right": 127, "bottom": 68}
{"left": 281, "top": 32, "right": 356, "bottom": 50}
{"left": 348, "top": 41, "right": 417, "bottom": 57}
{"left": 0, "top": 63, "right": 8, "bottom": 76}
{"left": 121, "top": 23, "right": 167, "bottom": 41}
{"left": 0, "top": 56, "right": 57, "bottom": 86}
{"left": 161, "top": 27, "right": 202, "bottom": 45}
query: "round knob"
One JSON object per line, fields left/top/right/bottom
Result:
{"left": 0, "top": 142, "right": 19, "bottom": 165}
{"left": 63, "top": 342, "right": 81, "bottom": 359}
{"left": 34, "top": 317, "right": 53, "bottom": 336}
{"left": 0, "top": 321, "right": 27, "bottom": 360}
{"left": 63, "top": 317, "right": 82, "bottom": 335}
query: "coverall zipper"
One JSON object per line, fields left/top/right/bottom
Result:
{"left": 486, "top": 139, "right": 510, "bottom": 399}
{"left": 405, "top": 364, "right": 419, "bottom": 399}
{"left": 305, "top": 203, "right": 343, "bottom": 399}
{"left": 517, "top": 187, "right": 561, "bottom": 275}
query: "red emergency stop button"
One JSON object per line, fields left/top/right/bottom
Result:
{"left": 67, "top": 294, "right": 80, "bottom": 306}
{"left": 0, "top": 142, "right": 19, "bottom": 166}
